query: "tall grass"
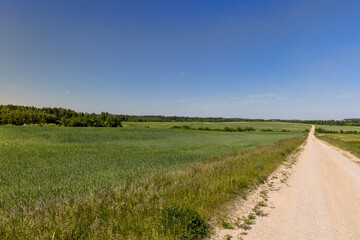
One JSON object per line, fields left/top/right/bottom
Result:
{"left": 0, "top": 136, "right": 306, "bottom": 239}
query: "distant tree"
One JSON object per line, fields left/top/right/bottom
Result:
{"left": 0, "top": 105, "right": 123, "bottom": 127}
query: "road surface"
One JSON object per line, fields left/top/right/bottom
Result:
{"left": 244, "top": 126, "right": 360, "bottom": 240}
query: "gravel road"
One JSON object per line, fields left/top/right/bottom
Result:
{"left": 244, "top": 126, "right": 360, "bottom": 240}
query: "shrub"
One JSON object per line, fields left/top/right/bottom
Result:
{"left": 237, "top": 127, "right": 244, "bottom": 132}
{"left": 315, "top": 128, "right": 339, "bottom": 134}
{"left": 160, "top": 205, "right": 209, "bottom": 239}
{"left": 223, "top": 127, "right": 236, "bottom": 132}
{"left": 261, "top": 129, "right": 273, "bottom": 132}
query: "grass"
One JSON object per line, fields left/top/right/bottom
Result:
{"left": 0, "top": 126, "right": 301, "bottom": 209}
{"left": 315, "top": 125, "right": 360, "bottom": 132}
{"left": 124, "top": 121, "right": 310, "bottom": 132}
{"left": 0, "top": 125, "right": 305, "bottom": 239}
{"left": 317, "top": 133, "right": 360, "bottom": 158}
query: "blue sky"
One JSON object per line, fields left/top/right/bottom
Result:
{"left": 1, "top": 0, "right": 360, "bottom": 119}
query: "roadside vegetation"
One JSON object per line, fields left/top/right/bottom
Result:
{"left": 317, "top": 133, "right": 360, "bottom": 159}
{"left": 315, "top": 125, "right": 360, "bottom": 159}
{"left": 0, "top": 125, "right": 306, "bottom": 239}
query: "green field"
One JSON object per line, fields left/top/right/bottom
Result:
{"left": 124, "top": 121, "right": 310, "bottom": 132}
{"left": 315, "top": 125, "right": 360, "bottom": 132}
{"left": 322, "top": 134, "right": 360, "bottom": 141}
{"left": 0, "top": 126, "right": 302, "bottom": 209}
{"left": 317, "top": 133, "right": 360, "bottom": 159}
{"left": 0, "top": 125, "right": 305, "bottom": 239}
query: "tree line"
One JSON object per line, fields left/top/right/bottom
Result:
{"left": 1, "top": 104, "right": 359, "bottom": 127}
{"left": 0, "top": 105, "right": 122, "bottom": 127}
{"left": 282, "top": 119, "right": 360, "bottom": 127}
{"left": 110, "top": 116, "right": 360, "bottom": 126}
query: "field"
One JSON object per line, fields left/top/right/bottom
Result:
{"left": 315, "top": 124, "right": 360, "bottom": 132}
{"left": 0, "top": 124, "right": 306, "bottom": 239}
{"left": 317, "top": 133, "right": 360, "bottom": 159}
{"left": 124, "top": 121, "right": 310, "bottom": 132}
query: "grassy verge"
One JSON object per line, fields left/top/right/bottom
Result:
{"left": 317, "top": 134, "right": 360, "bottom": 158}
{"left": 1, "top": 135, "right": 306, "bottom": 239}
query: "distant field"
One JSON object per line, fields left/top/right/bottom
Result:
{"left": 124, "top": 121, "right": 310, "bottom": 132}
{"left": 315, "top": 125, "right": 360, "bottom": 132}
{"left": 0, "top": 126, "right": 302, "bottom": 210}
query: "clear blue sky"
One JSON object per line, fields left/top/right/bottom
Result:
{"left": 1, "top": 0, "right": 360, "bottom": 119}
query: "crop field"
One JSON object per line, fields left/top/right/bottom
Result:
{"left": 315, "top": 124, "right": 360, "bottom": 132}
{"left": 124, "top": 121, "right": 310, "bottom": 132}
{"left": 0, "top": 125, "right": 305, "bottom": 239}
{"left": 321, "top": 134, "right": 360, "bottom": 142}
{"left": 317, "top": 133, "right": 360, "bottom": 159}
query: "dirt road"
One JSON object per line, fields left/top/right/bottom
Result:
{"left": 241, "top": 125, "right": 360, "bottom": 240}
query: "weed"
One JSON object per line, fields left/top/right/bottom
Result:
{"left": 247, "top": 213, "right": 256, "bottom": 220}
{"left": 225, "top": 234, "right": 232, "bottom": 240}
{"left": 239, "top": 223, "right": 251, "bottom": 230}
{"left": 221, "top": 219, "right": 234, "bottom": 229}
{"left": 256, "top": 201, "right": 267, "bottom": 208}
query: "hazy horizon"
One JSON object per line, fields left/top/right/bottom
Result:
{"left": 1, "top": 0, "right": 360, "bottom": 120}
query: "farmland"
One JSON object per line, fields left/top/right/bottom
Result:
{"left": 0, "top": 124, "right": 306, "bottom": 239}
{"left": 124, "top": 121, "right": 310, "bottom": 132}
{"left": 315, "top": 124, "right": 360, "bottom": 132}
{"left": 317, "top": 133, "right": 360, "bottom": 159}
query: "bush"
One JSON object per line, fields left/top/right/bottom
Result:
{"left": 160, "top": 205, "right": 209, "bottom": 239}
{"left": 223, "top": 127, "right": 236, "bottom": 132}
{"left": 315, "top": 128, "right": 339, "bottom": 134}
{"left": 237, "top": 127, "right": 244, "bottom": 132}
{"left": 261, "top": 129, "right": 273, "bottom": 132}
